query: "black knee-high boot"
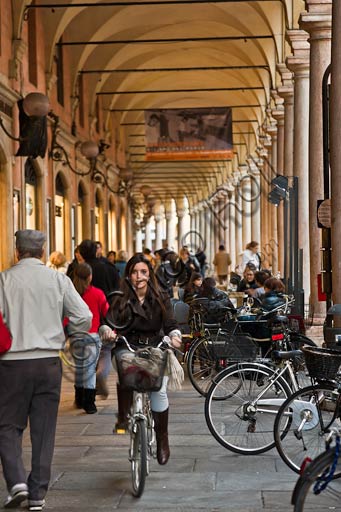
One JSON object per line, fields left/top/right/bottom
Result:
{"left": 74, "top": 386, "right": 84, "bottom": 409}
{"left": 152, "top": 408, "right": 170, "bottom": 465}
{"left": 83, "top": 389, "right": 97, "bottom": 414}
{"left": 114, "top": 383, "right": 133, "bottom": 433}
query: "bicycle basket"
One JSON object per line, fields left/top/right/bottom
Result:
{"left": 114, "top": 347, "right": 168, "bottom": 392}
{"left": 302, "top": 346, "right": 341, "bottom": 380}
{"left": 210, "top": 333, "right": 258, "bottom": 361}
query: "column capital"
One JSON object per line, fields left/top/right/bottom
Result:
{"left": 304, "top": 0, "right": 332, "bottom": 14}
{"left": 271, "top": 107, "right": 285, "bottom": 125}
{"left": 300, "top": 6, "right": 332, "bottom": 41}
{"left": 286, "top": 29, "right": 310, "bottom": 56}
{"left": 277, "top": 63, "right": 293, "bottom": 87}
{"left": 176, "top": 208, "right": 186, "bottom": 219}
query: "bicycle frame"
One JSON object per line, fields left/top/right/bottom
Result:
{"left": 213, "top": 358, "right": 301, "bottom": 417}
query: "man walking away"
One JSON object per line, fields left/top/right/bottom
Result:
{"left": 0, "top": 230, "right": 92, "bottom": 511}
{"left": 213, "top": 245, "right": 232, "bottom": 285}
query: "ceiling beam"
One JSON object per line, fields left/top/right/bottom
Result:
{"left": 80, "top": 64, "right": 270, "bottom": 74}
{"left": 98, "top": 86, "right": 264, "bottom": 95}
{"left": 26, "top": 0, "right": 284, "bottom": 8}
{"left": 110, "top": 105, "right": 264, "bottom": 111}
{"left": 58, "top": 35, "right": 273, "bottom": 46}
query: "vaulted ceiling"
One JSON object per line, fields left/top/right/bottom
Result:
{"left": 14, "top": 0, "right": 305, "bottom": 205}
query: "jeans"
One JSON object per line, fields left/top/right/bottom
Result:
{"left": 74, "top": 333, "right": 101, "bottom": 389}
{"left": 150, "top": 377, "right": 169, "bottom": 412}
{"left": 97, "top": 342, "right": 115, "bottom": 381}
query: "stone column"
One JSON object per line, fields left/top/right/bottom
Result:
{"left": 222, "top": 191, "right": 230, "bottom": 251}
{"left": 267, "top": 126, "right": 279, "bottom": 273}
{"left": 165, "top": 199, "right": 176, "bottom": 250}
{"left": 287, "top": 29, "right": 311, "bottom": 301}
{"left": 234, "top": 177, "right": 243, "bottom": 268}
{"left": 240, "top": 167, "right": 252, "bottom": 249}
{"left": 228, "top": 189, "right": 236, "bottom": 269}
{"left": 211, "top": 198, "right": 218, "bottom": 260}
{"left": 272, "top": 102, "right": 285, "bottom": 276}
{"left": 262, "top": 139, "right": 273, "bottom": 269}
{"left": 144, "top": 216, "right": 152, "bottom": 249}
{"left": 154, "top": 212, "right": 163, "bottom": 251}
{"left": 248, "top": 162, "right": 261, "bottom": 247}
{"left": 300, "top": 0, "right": 332, "bottom": 317}
{"left": 176, "top": 197, "right": 187, "bottom": 252}
{"left": 330, "top": 0, "right": 341, "bottom": 305}
{"left": 135, "top": 226, "right": 143, "bottom": 253}
{"left": 204, "top": 202, "right": 212, "bottom": 271}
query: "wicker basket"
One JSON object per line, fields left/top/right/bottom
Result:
{"left": 302, "top": 346, "right": 341, "bottom": 380}
{"left": 115, "top": 347, "right": 168, "bottom": 392}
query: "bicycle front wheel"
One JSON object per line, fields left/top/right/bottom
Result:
{"left": 205, "top": 363, "right": 292, "bottom": 454}
{"left": 293, "top": 446, "right": 341, "bottom": 511}
{"left": 130, "top": 418, "right": 147, "bottom": 497}
{"left": 274, "top": 383, "right": 341, "bottom": 473}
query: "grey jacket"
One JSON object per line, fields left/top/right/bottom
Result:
{"left": 0, "top": 258, "right": 92, "bottom": 360}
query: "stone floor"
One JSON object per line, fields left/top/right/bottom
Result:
{"left": 1, "top": 370, "right": 302, "bottom": 512}
{"left": 0, "top": 326, "right": 325, "bottom": 511}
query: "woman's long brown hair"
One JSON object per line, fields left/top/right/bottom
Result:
{"left": 73, "top": 262, "right": 92, "bottom": 296}
{"left": 123, "top": 253, "right": 166, "bottom": 313}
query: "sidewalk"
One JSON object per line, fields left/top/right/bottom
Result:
{"left": 0, "top": 373, "right": 298, "bottom": 511}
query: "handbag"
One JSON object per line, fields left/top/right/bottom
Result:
{"left": 0, "top": 311, "right": 12, "bottom": 355}
{"left": 0, "top": 273, "right": 11, "bottom": 355}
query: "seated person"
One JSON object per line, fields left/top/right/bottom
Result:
{"left": 197, "top": 277, "right": 235, "bottom": 323}
{"left": 261, "top": 277, "right": 286, "bottom": 311}
{"left": 237, "top": 266, "right": 258, "bottom": 293}
{"left": 183, "top": 272, "right": 203, "bottom": 304}
{"left": 248, "top": 270, "right": 269, "bottom": 300}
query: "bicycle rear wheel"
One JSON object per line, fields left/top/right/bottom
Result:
{"left": 292, "top": 446, "right": 341, "bottom": 511}
{"left": 274, "top": 384, "right": 341, "bottom": 473}
{"left": 186, "top": 337, "right": 220, "bottom": 396}
{"left": 205, "top": 363, "right": 292, "bottom": 454}
{"left": 130, "top": 418, "right": 147, "bottom": 497}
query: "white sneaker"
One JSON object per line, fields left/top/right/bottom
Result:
{"left": 28, "top": 499, "right": 46, "bottom": 511}
{"left": 3, "top": 483, "right": 29, "bottom": 508}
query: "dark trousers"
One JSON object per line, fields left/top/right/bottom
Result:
{"left": 0, "top": 358, "right": 62, "bottom": 500}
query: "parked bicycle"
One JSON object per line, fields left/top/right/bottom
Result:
{"left": 291, "top": 427, "right": 341, "bottom": 511}
{"left": 203, "top": 303, "right": 316, "bottom": 455}
{"left": 186, "top": 295, "right": 313, "bottom": 397}
{"left": 273, "top": 345, "right": 341, "bottom": 474}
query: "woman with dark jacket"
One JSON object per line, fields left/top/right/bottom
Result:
{"left": 261, "top": 277, "right": 286, "bottom": 311}
{"left": 237, "top": 267, "right": 258, "bottom": 293}
{"left": 183, "top": 272, "right": 203, "bottom": 304}
{"left": 106, "top": 253, "right": 181, "bottom": 466}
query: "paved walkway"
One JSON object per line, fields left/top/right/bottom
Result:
{"left": 1, "top": 370, "right": 300, "bottom": 512}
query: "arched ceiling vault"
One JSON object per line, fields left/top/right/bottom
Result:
{"left": 19, "top": 0, "right": 299, "bottom": 203}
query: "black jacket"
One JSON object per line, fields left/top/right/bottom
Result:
{"left": 108, "top": 287, "right": 178, "bottom": 347}
{"left": 261, "top": 291, "right": 286, "bottom": 311}
{"left": 87, "top": 258, "right": 120, "bottom": 298}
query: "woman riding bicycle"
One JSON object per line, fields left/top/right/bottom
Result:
{"left": 107, "top": 253, "right": 182, "bottom": 466}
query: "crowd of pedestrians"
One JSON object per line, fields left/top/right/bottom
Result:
{"left": 0, "top": 231, "right": 285, "bottom": 510}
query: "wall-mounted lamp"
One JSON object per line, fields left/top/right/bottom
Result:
{"left": 49, "top": 113, "right": 131, "bottom": 196}
{"left": 0, "top": 92, "right": 50, "bottom": 158}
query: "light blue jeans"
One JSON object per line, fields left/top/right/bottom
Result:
{"left": 74, "top": 333, "right": 102, "bottom": 389}
{"left": 96, "top": 342, "right": 115, "bottom": 381}
{"left": 150, "top": 376, "right": 169, "bottom": 413}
